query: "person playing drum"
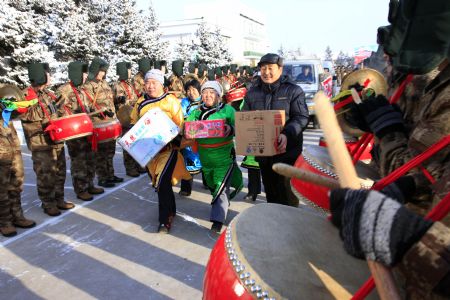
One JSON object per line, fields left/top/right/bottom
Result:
{"left": 56, "top": 61, "right": 105, "bottom": 201}
{"left": 186, "top": 81, "right": 243, "bottom": 233}
{"left": 331, "top": 0, "right": 450, "bottom": 298}
{"left": 83, "top": 57, "right": 123, "bottom": 188}
{"left": 113, "top": 61, "right": 142, "bottom": 178}
{"left": 20, "top": 63, "right": 75, "bottom": 216}
{"left": 133, "top": 57, "right": 152, "bottom": 98}
{"left": 0, "top": 83, "right": 36, "bottom": 237}
{"left": 129, "top": 69, "right": 191, "bottom": 234}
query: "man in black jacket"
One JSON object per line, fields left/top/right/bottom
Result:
{"left": 242, "top": 53, "right": 309, "bottom": 206}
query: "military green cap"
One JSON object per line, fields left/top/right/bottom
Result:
{"left": 88, "top": 57, "right": 109, "bottom": 80}
{"left": 116, "top": 61, "right": 131, "bottom": 81}
{"left": 214, "top": 66, "right": 223, "bottom": 77}
{"left": 68, "top": 61, "right": 89, "bottom": 87}
{"left": 230, "top": 64, "right": 238, "bottom": 74}
{"left": 28, "top": 62, "right": 50, "bottom": 86}
{"left": 198, "top": 63, "right": 207, "bottom": 76}
{"left": 154, "top": 60, "right": 167, "bottom": 71}
{"left": 207, "top": 69, "right": 216, "bottom": 81}
{"left": 138, "top": 58, "right": 152, "bottom": 74}
{"left": 188, "top": 62, "right": 198, "bottom": 74}
{"left": 172, "top": 60, "right": 184, "bottom": 77}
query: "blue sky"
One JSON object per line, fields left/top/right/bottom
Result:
{"left": 137, "top": 0, "right": 389, "bottom": 57}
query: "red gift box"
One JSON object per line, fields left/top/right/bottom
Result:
{"left": 184, "top": 119, "right": 225, "bottom": 139}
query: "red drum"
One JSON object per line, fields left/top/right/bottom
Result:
{"left": 45, "top": 113, "right": 93, "bottom": 142}
{"left": 225, "top": 88, "right": 247, "bottom": 103}
{"left": 92, "top": 119, "right": 122, "bottom": 143}
{"left": 291, "top": 145, "right": 378, "bottom": 210}
{"left": 204, "top": 204, "right": 377, "bottom": 299}
{"left": 319, "top": 135, "right": 372, "bottom": 161}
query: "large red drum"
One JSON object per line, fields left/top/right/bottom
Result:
{"left": 319, "top": 135, "right": 372, "bottom": 161}
{"left": 92, "top": 119, "right": 122, "bottom": 143}
{"left": 225, "top": 88, "right": 247, "bottom": 103}
{"left": 45, "top": 113, "right": 93, "bottom": 142}
{"left": 291, "top": 145, "right": 378, "bottom": 210}
{"left": 203, "top": 204, "right": 377, "bottom": 299}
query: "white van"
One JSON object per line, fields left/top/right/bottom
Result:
{"left": 282, "top": 59, "right": 324, "bottom": 128}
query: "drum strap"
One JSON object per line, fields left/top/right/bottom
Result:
{"left": 70, "top": 82, "right": 88, "bottom": 114}
{"left": 371, "top": 135, "right": 450, "bottom": 191}
{"left": 120, "top": 80, "right": 132, "bottom": 100}
{"left": 82, "top": 88, "right": 106, "bottom": 119}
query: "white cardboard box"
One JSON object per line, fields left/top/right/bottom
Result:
{"left": 118, "top": 108, "right": 179, "bottom": 167}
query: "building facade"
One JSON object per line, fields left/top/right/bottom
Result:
{"left": 159, "top": 0, "right": 269, "bottom": 66}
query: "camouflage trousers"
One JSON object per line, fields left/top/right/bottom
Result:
{"left": 122, "top": 128, "right": 140, "bottom": 173}
{"left": 0, "top": 149, "right": 25, "bottom": 226}
{"left": 67, "top": 137, "right": 95, "bottom": 194}
{"left": 95, "top": 140, "right": 116, "bottom": 181}
{"left": 31, "top": 146, "right": 66, "bottom": 208}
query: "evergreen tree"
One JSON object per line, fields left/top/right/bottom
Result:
{"left": 141, "top": 3, "right": 168, "bottom": 61}
{"left": 0, "top": 1, "right": 57, "bottom": 86}
{"left": 195, "top": 23, "right": 232, "bottom": 68}
{"left": 173, "top": 37, "right": 193, "bottom": 63}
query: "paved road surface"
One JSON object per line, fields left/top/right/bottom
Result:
{"left": 0, "top": 122, "right": 322, "bottom": 299}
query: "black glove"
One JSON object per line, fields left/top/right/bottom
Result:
{"left": 115, "top": 96, "right": 126, "bottom": 105}
{"left": 104, "top": 109, "right": 115, "bottom": 118}
{"left": 357, "top": 94, "right": 405, "bottom": 139}
{"left": 380, "top": 175, "right": 416, "bottom": 204}
{"left": 329, "top": 188, "right": 432, "bottom": 266}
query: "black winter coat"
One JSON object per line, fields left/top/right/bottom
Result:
{"left": 242, "top": 75, "right": 309, "bottom": 165}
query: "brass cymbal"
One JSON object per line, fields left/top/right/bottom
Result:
{"left": 341, "top": 68, "right": 388, "bottom": 96}
{"left": 0, "top": 84, "right": 25, "bottom": 102}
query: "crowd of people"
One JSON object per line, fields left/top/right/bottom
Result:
{"left": 0, "top": 0, "right": 449, "bottom": 297}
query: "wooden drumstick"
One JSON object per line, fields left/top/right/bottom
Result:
{"left": 272, "top": 163, "right": 340, "bottom": 189}
{"left": 86, "top": 108, "right": 106, "bottom": 117}
{"left": 314, "top": 91, "right": 401, "bottom": 300}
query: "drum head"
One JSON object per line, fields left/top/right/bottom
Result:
{"left": 230, "top": 204, "right": 377, "bottom": 299}
{"left": 303, "top": 145, "right": 379, "bottom": 186}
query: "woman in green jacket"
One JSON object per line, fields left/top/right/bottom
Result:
{"left": 187, "top": 81, "right": 243, "bottom": 233}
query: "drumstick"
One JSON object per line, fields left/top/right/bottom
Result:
{"left": 86, "top": 108, "right": 106, "bottom": 117}
{"left": 314, "top": 91, "right": 401, "bottom": 300}
{"left": 272, "top": 163, "right": 340, "bottom": 189}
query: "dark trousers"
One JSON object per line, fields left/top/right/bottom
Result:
{"left": 180, "top": 178, "right": 193, "bottom": 194}
{"left": 157, "top": 152, "right": 178, "bottom": 224}
{"left": 247, "top": 168, "right": 261, "bottom": 196}
{"left": 259, "top": 159, "right": 298, "bottom": 207}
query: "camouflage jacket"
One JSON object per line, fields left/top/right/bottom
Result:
{"left": 0, "top": 121, "right": 21, "bottom": 164}
{"left": 132, "top": 73, "right": 145, "bottom": 98}
{"left": 112, "top": 79, "right": 139, "bottom": 109}
{"left": 56, "top": 82, "right": 94, "bottom": 116}
{"left": 378, "top": 65, "right": 450, "bottom": 214}
{"left": 82, "top": 79, "right": 116, "bottom": 123}
{"left": 20, "top": 87, "right": 63, "bottom": 151}
{"left": 396, "top": 221, "right": 450, "bottom": 299}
